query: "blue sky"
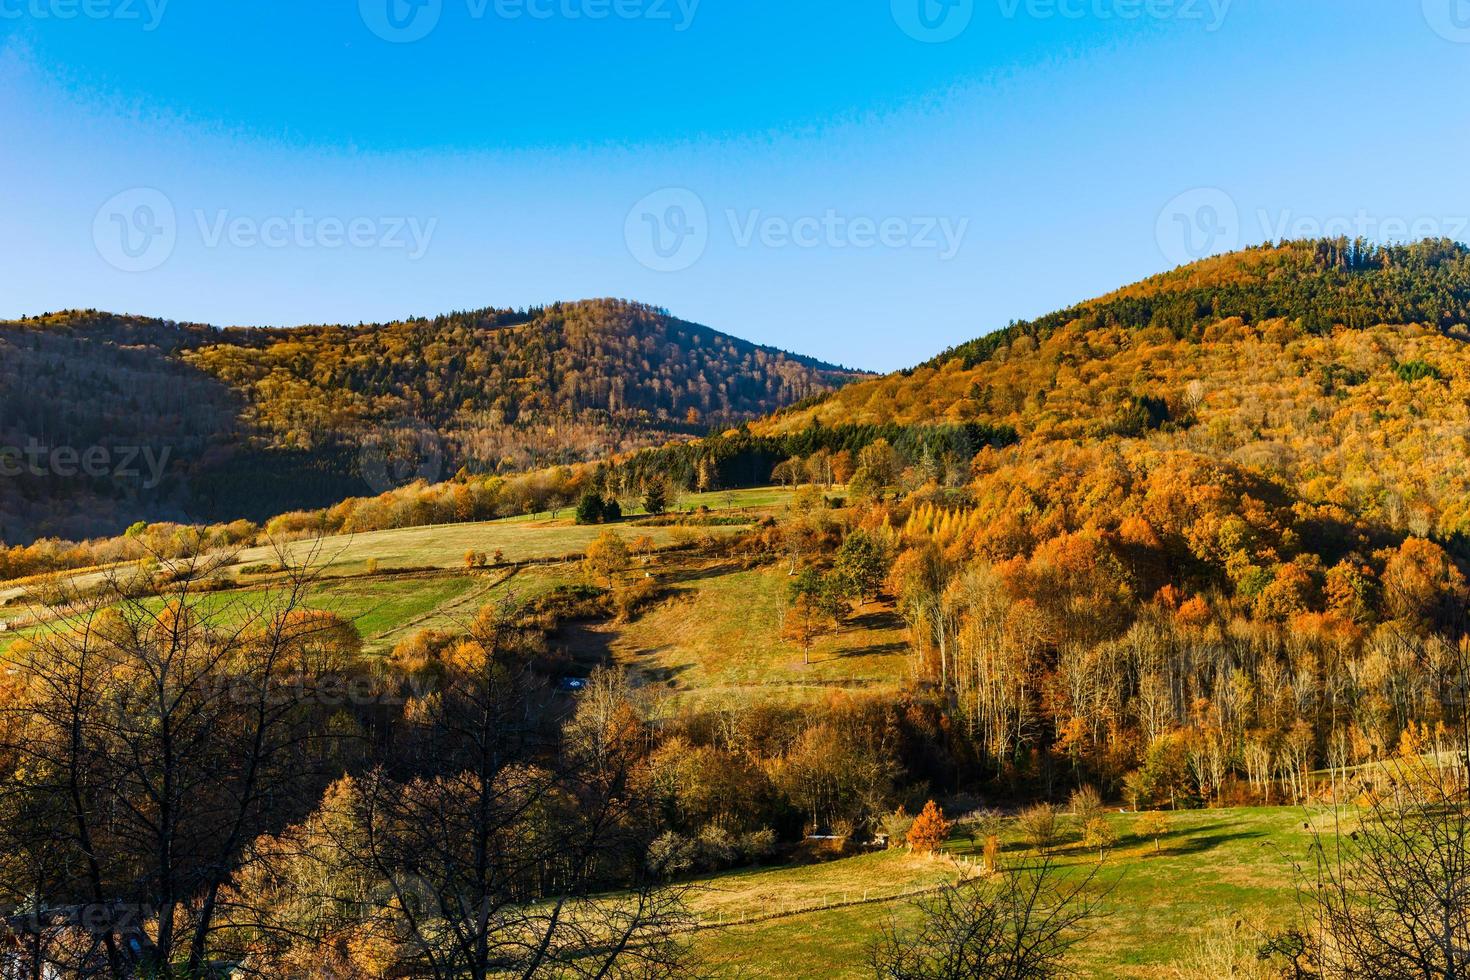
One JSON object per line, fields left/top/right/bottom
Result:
{"left": 3, "top": 0, "right": 1470, "bottom": 371}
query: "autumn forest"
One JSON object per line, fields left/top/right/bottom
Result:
{"left": 3, "top": 239, "right": 1470, "bottom": 978}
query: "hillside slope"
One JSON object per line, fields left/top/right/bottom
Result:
{"left": 0, "top": 300, "right": 862, "bottom": 543}
{"left": 756, "top": 238, "right": 1470, "bottom": 542}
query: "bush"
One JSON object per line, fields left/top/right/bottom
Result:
{"left": 738, "top": 828, "right": 778, "bottom": 863}
{"left": 1018, "top": 803, "right": 1059, "bottom": 854}
{"left": 880, "top": 807, "right": 915, "bottom": 848}
{"left": 907, "top": 801, "right": 951, "bottom": 855}
{"left": 612, "top": 576, "right": 663, "bottom": 622}
{"left": 1082, "top": 817, "right": 1117, "bottom": 856}
{"left": 647, "top": 831, "right": 695, "bottom": 877}
{"left": 696, "top": 825, "right": 737, "bottom": 870}
{"left": 1134, "top": 811, "right": 1171, "bottom": 855}
{"left": 1069, "top": 785, "right": 1104, "bottom": 826}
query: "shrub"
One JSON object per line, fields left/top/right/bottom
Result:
{"left": 696, "top": 825, "right": 737, "bottom": 870}
{"left": 612, "top": 577, "right": 662, "bottom": 622}
{"left": 737, "top": 828, "right": 778, "bottom": 863}
{"left": 1135, "top": 811, "right": 1171, "bottom": 855}
{"left": 1018, "top": 803, "right": 1059, "bottom": 854}
{"left": 647, "top": 831, "right": 695, "bottom": 877}
{"left": 880, "top": 807, "right": 915, "bottom": 848}
{"left": 1069, "top": 785, "right": 1104, "bottom": 826}
{"left": 575, "top": 492, "right": 604, "bottom": 525}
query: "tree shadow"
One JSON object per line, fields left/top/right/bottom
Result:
{"left": 1154, "top": 829, "right": 1267, "bottom": 856}
{"left": 842, "top": 609, "right": 904, "bottom": 631}
{"left": 829, "top": 640, "right": 907, "bottom": 660}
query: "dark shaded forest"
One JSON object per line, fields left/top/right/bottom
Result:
{"left": 0, "top": 300, "right": 862, "bottom": 544}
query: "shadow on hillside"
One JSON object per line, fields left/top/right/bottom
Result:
{"left": 659, "top": 561, "right": 744, "bottom": 586}
{"left": 556, "top": 622, "right": 613, "bottom": 666}
{"left": 1151, "top": 827, "right": 1268, "bottom": 857}
{"left": 844, "top": 609, "right": 903, "bottom": 631}
{"left": 830, "top": 640, "right": 906, "bottom": 660}
{"left": 635, "top": 663, "right": 694, "bottom": 687}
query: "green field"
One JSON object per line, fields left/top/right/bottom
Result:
{"left": 692, "top": 807, "right": 1312, "bottom": 978}
{"left": 570, "top": 560, "right": 911, "bottom": 709}
{"left": 0, "top": 488, "right": 802, "bottom": 661}
{"left": 224, "top": 487, "right": 797, "bottom": 577}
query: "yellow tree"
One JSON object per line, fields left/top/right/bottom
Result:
{"left": 584, "top": 530, "right": 631, "bottom": 588}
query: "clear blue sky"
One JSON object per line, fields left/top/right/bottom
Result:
{"left": 3, "top": 0, "right": 1469, "bottom": 371}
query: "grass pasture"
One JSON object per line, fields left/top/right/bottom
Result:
{"left": 570, "top": 560, "right": 911, "bottom": 710}
{"left": 692, "top": 806, "right": 1312, "bottom": 978}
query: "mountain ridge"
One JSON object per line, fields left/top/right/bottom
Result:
{"left": 0, "top": 299, "right": 865, "bottom": 544}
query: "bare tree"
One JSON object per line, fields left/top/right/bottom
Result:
{"left": 1292, "top": 618, "right": 1470, "bottom": 979}
{"left": 870, "top": 855, "right": 1107, "bottom": 980}
{"left": 326, "top": 606, "right": 695, "bottom": 980}
{"left": 0, "top": 538, "right": 360, "bottom": 977}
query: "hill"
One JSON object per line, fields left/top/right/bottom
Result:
{"left": 754, "top": 238, "right": 1470, "bottom": 545}
{"left": 0, "top": 300, "right": 863, "bottom": 543}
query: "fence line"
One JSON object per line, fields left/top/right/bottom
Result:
{"left": 690, "top": 856, "right": 979, "bottom": 933}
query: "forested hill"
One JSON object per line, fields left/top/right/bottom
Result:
{"left": 752, "top": 238, "right": 1470, "bottom": 545}
{"left": 0, "top": 300, "right": 863, "bottom": 544}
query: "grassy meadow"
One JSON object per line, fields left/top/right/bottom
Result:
{"left": 574, "top": 559, "right": 911, "bottom": 710}
{"left": 692, "top": 806, "right": 1313, "bottom": 979}
{"left": 0, "top": 487, "right": 801, "bottom": 664}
